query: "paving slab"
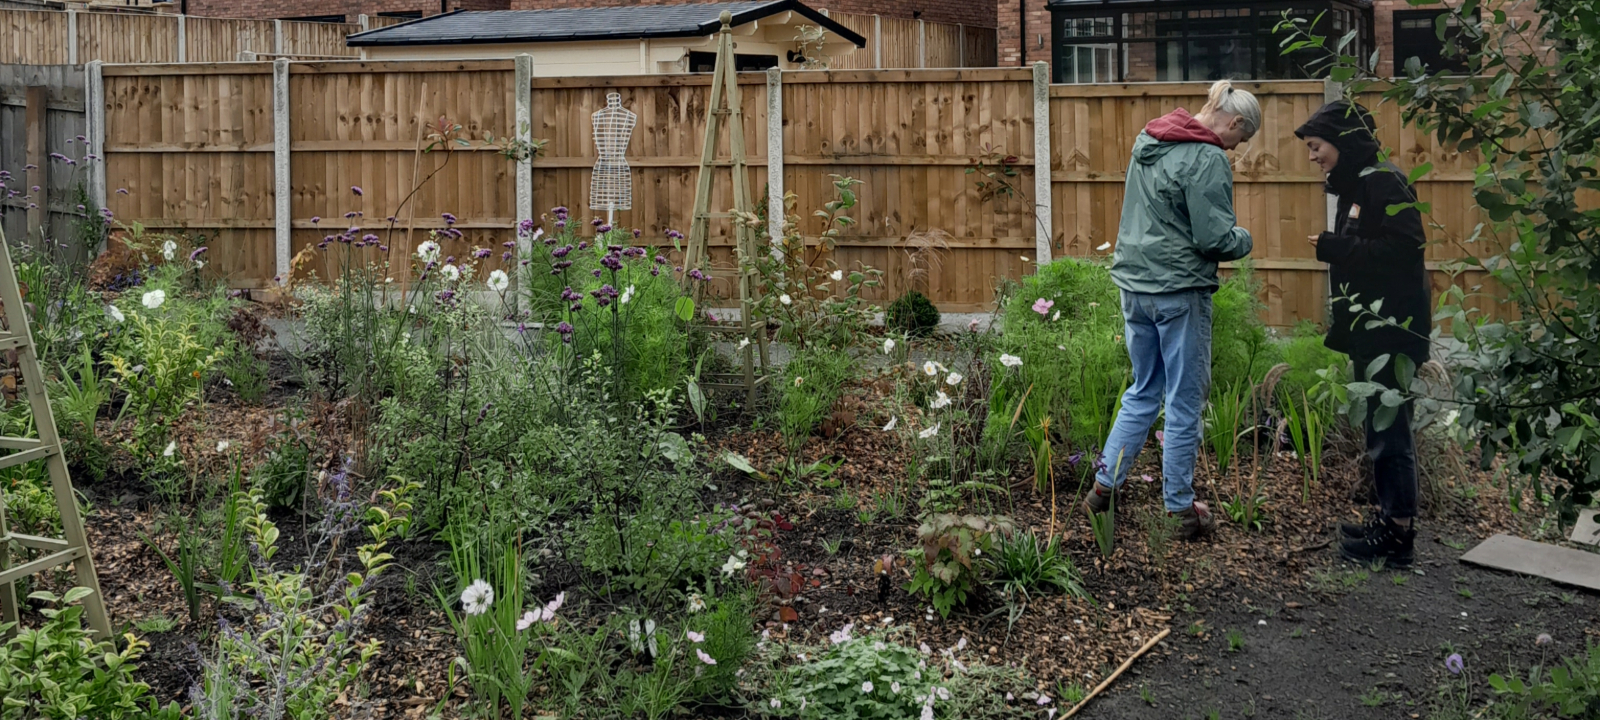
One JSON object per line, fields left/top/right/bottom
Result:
{"left": 1459, "top": 533, "right": 1600, "bottom": 592}
{"left": 1571, "top": 509, "right": 1600, "bottom": 547}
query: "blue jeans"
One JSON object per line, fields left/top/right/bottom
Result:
{"left": 1095, "top": 289, "right": 1212, "bottom": 512}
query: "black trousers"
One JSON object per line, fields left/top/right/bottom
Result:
{"left": 1352, "top": 353, "right": 1419, "bottom": 519}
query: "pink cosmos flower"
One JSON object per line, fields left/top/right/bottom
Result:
{"left": 1032, "top": 298, "right": 1055, "bottom": 316}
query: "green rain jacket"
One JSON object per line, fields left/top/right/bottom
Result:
{"left": 1109, "top": 108, "right": 1253, "bottom": 295}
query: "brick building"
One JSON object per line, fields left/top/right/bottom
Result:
{"left": 1000, "top": 0, "right": 1542, "bottom": 83}
{"left": 182, "top": 0, "right": 993, "bottom": 28}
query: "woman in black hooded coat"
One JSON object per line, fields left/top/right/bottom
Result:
{"left": 1295, "top": 100, "right": 1432, "bottom": 566}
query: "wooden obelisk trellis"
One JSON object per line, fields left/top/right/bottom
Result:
{"left": 0, "top": 226, "right": 112, "bottom": 638}
{"left": 683, "top": 11, "right": 769, "bottom": 407}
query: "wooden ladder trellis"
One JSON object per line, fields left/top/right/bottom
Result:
{"left": 0, "top": 226, "right": 112, "bottom": 638}
{"left": 682, "top": 10, "right": 770, "bottom": 408}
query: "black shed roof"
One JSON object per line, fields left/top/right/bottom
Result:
{"left": 346, "top": 0, "right": 868, "bottom": 48}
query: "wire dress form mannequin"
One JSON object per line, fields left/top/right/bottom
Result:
{"left": 589, "top": 92, "right": 637, "bottom": 225}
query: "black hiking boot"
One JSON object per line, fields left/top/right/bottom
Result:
{"left": 1340, "top": 513, "right": 1386, "bottom": 540}
{"left": 1170, "top": 501, "right": 1217, "bottom": 541}
{"left": 1339, "top": 518, "right": 1415, "bottom": 567}
{"left": 1084, "top": 482, "right": 1114, "bottom": 515}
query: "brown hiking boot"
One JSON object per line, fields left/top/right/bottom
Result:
{"left": 1170, "top": 501, "right": 1217, "bottom": 540}
{"left": 1084, "top": 483, "right": 1114, "bottom": 515}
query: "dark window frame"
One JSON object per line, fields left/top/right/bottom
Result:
{"left": 1393, "top": 8, "right": 1478, "bottom": 75}
{"left": 1049, "top": 0, "right": 1374, "bottom": 83}
{"left": 284, "top": 14, "right": 347, "bottom": 23}
{"left": 377, "top": 10, "right": 424, "bottom": 19}
{"left": 687, "top": 52, "right": 781, "bottom": 73}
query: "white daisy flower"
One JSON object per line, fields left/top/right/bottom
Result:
{"left": 487, "top": 269, "right": 510, "bottom": 292}
{"left": 721, "top": 554, "right": 747, "bottom": 576}
{"left": 141, "top": 290, "right": 166, "bottom": 309}
{"left": 882, "top": 416, "right": 898, "bottom": 432}
{"left": 460, "top": 579, "right": 494, "bottom": 616}
{"left": 216, "top": 440, "right": 230, "bottom": 453}
{"left": 929, "top": 391, "right": 951, "bottom": 410}
{"left": 946, "top": 372, "right": 963, "bottom": 386}
{"left": 687, "top": 594, "right": 707, "bottom": 613}
{"left": 922, "top": 361, "right": 939, "bottom": 376}
{"left": 919, "top": 423, "right": 940, "bottom": 439}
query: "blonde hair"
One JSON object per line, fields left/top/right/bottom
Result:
{"left": 1199, "top": 79, "right": 1261, "bottom": 138}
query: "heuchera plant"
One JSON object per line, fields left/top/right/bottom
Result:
{"left": 905, "top": 514, "right": 1013, "bottom": 618}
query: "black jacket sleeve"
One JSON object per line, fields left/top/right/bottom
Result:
{"left": 1315, "top": 170, "right": 1426, "bottom": 266}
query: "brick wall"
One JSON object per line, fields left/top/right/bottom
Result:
{"left": 995, "top": 0, "right": 1048, "bottom": 66}
{"left": 505, "top": 0, "right": 993, "bottom": 28}
{"left": 1369, "top": 0, "right": 1545, "bottom": 76}
{"left": 183, "top": 0, "right": 506, "bottom": 22}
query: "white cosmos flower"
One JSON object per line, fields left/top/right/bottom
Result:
{"left": 922, "top": 361, "right": 939, "bottom": 376}
{"left": 929, "top": 391, "right": 951, "bottom": 410}
{"left": 696, "top": 649, "right": 717, "bottom": 665}
{"left": 919, "top": 423, "right": 940, "bottom": 439}
{"left": 883, "top": 338, "right": 895, "bottom": 354}
{"left": 440, "top": 264, "right": 461, "bottom": 282}
{"left": 830, "top": 269, "right": 843, "bottom": 281}
{"left": 946, "top": 372, "right": 963, "bottom": 386}
{"left": 161, "top": 240, "right": 177, "bottom": 261}
{"left": 738, "top": 337, "right": 751, "bottom": 350}
{"left": 105, "top": 305, "right": 125, "bottom": 324}
{"left": 516, "top": 611, "right": 538, "bottom": 631}
{"left": 416, "top": 240, "right": 441, "bottom": 263}
{"left": 721, "top": 554, "right": 746, "bottom": 576}
{"left": 216, "top": 440, "right": 230, "bottom": 453}
{"left": 770, "top": 699, "right": 781, "bottom": 709}
{"left": 487, "top": 269, "right": 510, "bottom": 292}
{"left": 460, "top": 579, "right": 494, "bottom": 616}
{"left": 779, "top": 294, "right": 792, "bottom": 305}
{"left": 620, "top": 284, "right": 635, "bottom": 305}
{"left": 1052, "top": 310, "right": 1060, "bottom": 321}
{"left": 999, "top": 353, "right": 1022, "bottom": 368}
{"left": 162, "top": 441, "right": 177, "bottom": 458}
{"left": 1096, "top": 242, "right": 1112, "bottom": 251}
{"left": 141, "top": 290, "right": 165, "bottom": 309}
{"left": 882, "top": 416, "right": 897, "bottom": 432}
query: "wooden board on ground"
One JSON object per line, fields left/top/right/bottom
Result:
{"left": 1459, "top": 534, "right": 1600, "bottom": 591}
{"left": 1570, "top": 509, "right": 1600, "bottom": 547}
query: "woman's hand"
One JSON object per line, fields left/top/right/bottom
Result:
{"left": 1307, "top": 234, "right": 1320, "bottom": 247}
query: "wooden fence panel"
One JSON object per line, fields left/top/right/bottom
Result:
{"left": 964, "top": 28, "right": 998, "bottom": 67}
{"left": 821, "top": 11, "right": 875, "bottom": 70}
{"left": 0, "top": 10, "right": 68, "bottom": 64}
{"left": 288, "top": 61, "right": 517, "bottom": 280}
{"left": 185, "top": 16, "right": 276, "bottom": 63}
{"left": 923, "top": 22, "right": 964, "bottom": 69}
{"left": 364, "top": 16, "right": 412, "bottom": 30}
{"left": 281, "top": 20, "right": 360, "bottom": 58}
{"left": 783, "top": 69, "right": 1036, "bottom": 310}
{"left": 876, "top": 17, "right": 921, "bottom": 69}
{"left": 529, "top": 73, "right": 770, "bottom": 297}
{"left": 78, "top": 13, "right": 180, "bottom": 64}
{"left": 102, "top": 64, "right": 277, "bottom": 287}
{"left": 0, "top": 64, "right": 86, "bottom": 256}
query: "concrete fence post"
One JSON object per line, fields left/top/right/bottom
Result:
{"left": 1032, "top": 61, "right": 1053, "bottom": 266}
{"left": 274, "top": 19, "right": 284, "bottom": 55}
{"left": 766, "top": 67, "right": 784, "bottom": 257}
{"left": 273, "top": 59, "right": 290, "bottom": 286}
{"left": 86, "top": 61, "right": 105, "bottom": 213}
{"left": 514, "top": 54, "right": 535, "bottom": 313}
{"left": 873, "top": 15, "right": 882, "bottom": 68}
{"left": 66, "top": 10, "right": 77, "bottom": 65}
{"left": 358, "top": 14, "right": 369, "bottom": 32}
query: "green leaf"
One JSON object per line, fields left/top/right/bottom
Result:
{"left": 1379, "top": 388, "right": 1405, "bottom": 408}
{"left": 61, "top": 587, "right": 93, "bottom": 606}
{"left": 1394, "top": 353, "right": 1416, "bottom": 391}
{"left": 674, "top": 296, "right": 696, "bottom": 322}
{"left": 1365, "top": 354, "right": 1392, "bottom": 381}
{"left": 1373, "top": 403, "right": 1400, "bottom": 431}
{"left": 1330, "top": 66, "right": 1357, "bottom": 83}
{"left": 1407, "top": 162, "right": 1434, "bottom": 184}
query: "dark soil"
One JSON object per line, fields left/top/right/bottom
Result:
{"left": 28, "top": 349, "right": 1600, "bottom": 719}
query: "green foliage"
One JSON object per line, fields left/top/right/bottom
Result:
{"left": 1280, "top": 388, "right": 1327, "bottom": 502}
{"left": 1220, "top": 493, "right": 1269, "bottom": 532}
{"left": 1204, "top": 383, "right": 1249, "bottom": 476}
{"left": 988, "top": 529, "right": 1089, "bottom": 602}
{"left": 194, "top": 477, "right": 416, "bottom": 720}
{"left": 740, "top": 179, "right": 884, "bottom": 352}
{"left": 769, "top": 630, "right": 937, "bottom": 719}
{"left": 1277, "top": 320, "right": 1346, "bottom": 400}
{"left": 1278, "top": 0, "right": 1600, "bottom": 521}
{"left": 906, "top": 514, "right": 1012, "bottom": 618}
{"left": 885, "top": 290, "right": 942, "bottom": 337}
{"left": 250, "top": 422, "right": 313, "bottom": 511}
{"left": 441, "top": 521, "right": 554, "bottom": 720}
{"left": 1089, "top": 491, "right": 1115, "bottom": 558}
{"left": 1210, "top": 265, "right": 1277, "bottom": 401}
{"left": 778, "top": 350, "right": 854, "bottom": 465}
{"left": 104, "top": 284, "right": 228, "bottom": 457}
{"left": 1487, "top": 642, "right": 1600, "bottom": 718}
{"left": 0, "top": 588, "right": 181, "bottom": 720}
{"left": 996, "top": 258, "right": 1127, "bottom": 454}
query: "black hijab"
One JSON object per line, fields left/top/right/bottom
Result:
{"left": 1294, "top": 101, "right": 1380, "bottom": 197}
